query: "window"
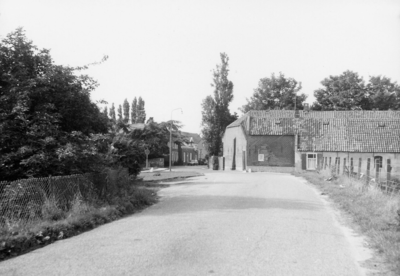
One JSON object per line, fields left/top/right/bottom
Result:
{"left": 258, "top": 154, "right": 264, "bottom": 162}
{"left": 374, "top": 156, "right": 382, "bottom": 168}
{"left": 307, "top": 153, "right": 317, "bottom": 170}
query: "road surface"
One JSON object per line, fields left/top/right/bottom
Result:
{"left": 0, "top": 170, "right": 372, "bottom": 276}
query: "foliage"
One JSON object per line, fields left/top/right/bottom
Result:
{"left": 131, "top": 97, "right": 137, "bottom": 123}
{"left": 137, "top": 97, "right": 146, "bottom": 123}
{"left": 123, "top": 98, "right": 130, "bottom": 123}
{"left": 201, "top": 53, "right": 237, "bottom": 156}
{"left": 117, "top": 104, "right": 122, "bottom": 121}
{"left": 0, "top": 28, "right": 108, "bottom": 181}
{"left": 107, "top": 119, "right": 184, "bottom": 174}
{"left": 312, "top": 71, "right": 400, "bottom": 110}
{"left": 241, "top": 72, "right": 306, "bottom": 112}
{"left": 366, "top": 75, "right": 400, "bottom": 110}
{"left": 109, "top": 103, "right": 116, "bottom": 122}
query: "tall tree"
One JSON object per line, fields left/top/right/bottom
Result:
{"left": 104, "top": 106, "right": 109, "bottom": 118}
{"left": 0, "top": 28, "right": 108, "bottom": 180}
{"left": 109, "top": 103, "right": 116, "bottom": 122}
{"left": 123, "top": 98, "right": 130, "bottom": 123}
{"left": 131, "top": 97, "right": 137, "bottom": 123}
{"left": 241, "top": 73, "right": 306, "bottom": 113}
{"left": 201, "top": 53, "right": 237, "bottom": 156}
{"left": 117, "top": 104, "right": 123, "bottom": 121}
{"left": 137, "top": 97, "right": 146, "bottom": 123}
{"left": 312, "top": 71, "right": 368, "bottom": 110}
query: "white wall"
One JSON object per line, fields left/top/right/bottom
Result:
{"left": 222, "top": 126, "right": 247, "bottom": 171}
{"left": 320, "top": 152, "right": 400, "bottom": 179}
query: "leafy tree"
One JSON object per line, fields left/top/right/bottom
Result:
{"left": 241, "top": 73, "right": 306, "bottom": 113}
{"left": 201, "top": 53, "right": 237, "bottom": 156}
{"left": 109, "top": 103, "right": 116, "bottom": 122}
{"left": 0, "top": 28, "right": 108, "bottom": 180}
{"left": 123, "top": 98, "right": 130, "bottom": 123}
{"left": 117, "top": 104, "right": 123, "bottom": 121}
{"left": 313, "top": 71, "right": 369, "bottom": 110}
{"left": 366, "top": 76, "right": 400, "bottom": 110}
{"left": 131, "top": 97, "right": 137, "bottom": 123}
{"left": 137, "top": 97, "right": 146, "bottom": 123}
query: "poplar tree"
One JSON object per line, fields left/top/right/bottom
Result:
{"left": 201, "top": 53, "right": 237, "bottom": 156}
{"left": 117, "top": 104, "right": 123, "bottom": 121}
{"left": 109, "top": 103, "right": 116, "bottom": 122}
{"left": 137, "top": 97, "right": 146, "bottom": 123}
{"left": 131, "top": 97, "right": 137, "bottom": 123}
{"left": 123, "top": 98, "right": 130, "bottom": 123}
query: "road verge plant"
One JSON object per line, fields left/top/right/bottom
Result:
{"left": 0, "top": 171, "right": 158, "bottom": 261}
{"left": 295, "top": 170, "right": 400, "bottom": 275}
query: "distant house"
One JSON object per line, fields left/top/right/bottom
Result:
{"left": 168, "top": 132, "right": 207, "bottom": 165}
{"left": 222, "top": 110, "right": 400, "bottom": 177}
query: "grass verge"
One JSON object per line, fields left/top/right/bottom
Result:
{"left": 0, "top": 186, "right": 158, "bottom": 261}
{"left": 295, "top": 170, "right": 400, "bottom": 275}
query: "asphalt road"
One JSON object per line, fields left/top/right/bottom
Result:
{"left": 0, "top": 170, "right": 372, "bottom": 276}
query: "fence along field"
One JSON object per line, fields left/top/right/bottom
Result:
{"left": 0, "top": 174, "right": 97, "bottom": 226}
{"left": 321, "top": 156, "right": 400, "bottom": 195}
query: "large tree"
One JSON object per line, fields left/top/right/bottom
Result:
{"left": 0, "top": 28, "right": 108, "bottom": 180}
{"left": 201, "top": 53, "right": 237, "bottom": 156}
{"left": 366, "top": 75, "right": 400, "bottom": 110}
{"left": 241, "top": 73, "right": 306, "bottom": 113}
{"left": 312, "top": 71, "right": 368, "bottom": 110}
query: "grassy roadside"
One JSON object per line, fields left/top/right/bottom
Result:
{"left": 0, "top": 185, "right": 158, "bottom": 261}
{"left": 295, "top": 170, "right": 400, "bottom": 275}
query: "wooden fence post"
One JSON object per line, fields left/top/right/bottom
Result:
{"left": 343, "top": 158, "right": 346, "bottom": 176}
{"left": 350, "top": 158, "right": 353, "bottom": 176}
{"left": 366, "top": 158, "right": 370, "bottom": 184}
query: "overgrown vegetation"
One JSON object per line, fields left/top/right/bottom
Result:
{"left": 296, "top": 170, "right": 400, "bottom": 275}
{"left": 0, "top": 170, "right": 158, "bottom": 261}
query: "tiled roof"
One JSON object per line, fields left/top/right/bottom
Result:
{"left": 181, "top": 132, "right": 202, "bottom": 144}
{"left": 226, "top": 114, "right": 248, "bottom": 128}
{"left": 246, "top": 110, "right": 400, "bottom": 153}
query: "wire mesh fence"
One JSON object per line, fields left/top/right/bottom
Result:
{"left": 0, "top": 174, "right": 97, "bottom": 226}
{"left": 333, "top": 165, "right": 400, "bottom": 196}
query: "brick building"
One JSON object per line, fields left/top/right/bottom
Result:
{"left": 168, "top": 132, "right": 206, "bottom": 165}
{"left": 222, "top": 110, "right": 400, "bottom": 176}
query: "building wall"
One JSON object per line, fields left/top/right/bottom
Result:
{"left": 181, "top": 147, "right": 197, "bottom": 164}
{"left": 318, "top": 152, "right": 400, "bottom": 179}
{"left": 247, "top": 135, "right": 295, "bottom": 167}
{"left": 222, "top": 126, "right": 247, "bottom": 171}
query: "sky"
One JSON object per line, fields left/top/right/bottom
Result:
{"left": 1, "top": 0, "right": 400, "bottom": 133}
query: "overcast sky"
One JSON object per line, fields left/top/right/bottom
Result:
{"left": 1, "top": 0, "right": 400, "bottom": 133}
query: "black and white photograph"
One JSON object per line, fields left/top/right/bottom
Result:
{"left": 0, "top": 0, "right": 400, "bottom": 275}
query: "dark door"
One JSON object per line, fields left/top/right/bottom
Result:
{"left": 242, "top": 150, "right": 246, "bottom": 170}
{"left": 232, "top": 138, "right": 236, "bottom": 170}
